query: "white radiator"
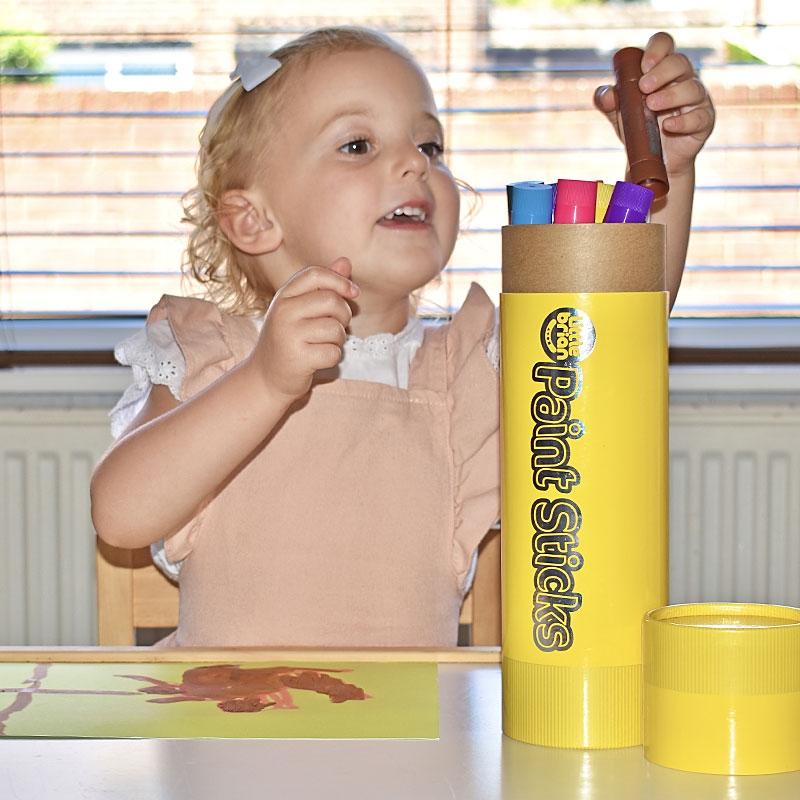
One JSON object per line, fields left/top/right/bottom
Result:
{"left": 0, "top": 367, "right": 121, "bottom": 646}
{"left": 1, "top": 366, "right": 799, "bottom": 646}
{"left": 669, "top": 403, "right": 800, "bottom": 607}
{"left": 0, "top": 406, "right": 113, "bottom": 645}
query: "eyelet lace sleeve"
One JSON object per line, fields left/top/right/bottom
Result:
{"left": 108, "top": 318, "right": 187, "bottom": 582}
{"left": 108, "top": 319, "right": 185, "bottom": 438}
{"left": 486, "top": 306, "right": 500, "bottom": 373}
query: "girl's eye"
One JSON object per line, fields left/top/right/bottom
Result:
{"left": 341, "top": 139, "right": 371, "bottom": 156}
{"left": 419, "top": 141, "right": 444, "bottom": 159}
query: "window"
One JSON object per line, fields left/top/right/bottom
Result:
{"left": 2, "top": 0, "right": 799, "bottom": 360}
{"left": 50, "top": 42, "right": 194, "bottom": 92}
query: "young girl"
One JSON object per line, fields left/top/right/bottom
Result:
{"left": 90, "top": 26, "right": 715, "bottom": 647}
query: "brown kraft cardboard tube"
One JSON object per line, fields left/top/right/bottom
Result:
{"left": 501, "top": 223, "right": 666, "bottom": 294}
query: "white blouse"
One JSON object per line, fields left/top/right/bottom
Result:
{"left": 111, "top": 312, "right": 500, "bottom": 435}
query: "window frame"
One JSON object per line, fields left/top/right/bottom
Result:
{"left": 2, "top": 3, "right": 799, "bottom": 364}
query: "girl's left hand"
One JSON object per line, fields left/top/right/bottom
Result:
{"left": 594, "top": 31, "right": 716, "bottom": 178}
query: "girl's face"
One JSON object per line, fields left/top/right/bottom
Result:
{"left": 256, "top": 47, "right": 461, "bottom": 307}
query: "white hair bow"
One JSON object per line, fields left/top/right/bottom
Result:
{"left": 230, "top": 54, "right": 282, "bottom": 91}
{"left": 205, "top": 54, "right": 282, "bottom": 130}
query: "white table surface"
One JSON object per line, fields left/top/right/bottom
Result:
{"left": 1, "top": 650, "right": 799, "bottom": 800}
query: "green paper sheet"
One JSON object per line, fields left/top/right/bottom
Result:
{"left": 0, "top": 661, "right": 438, "bottom": 739}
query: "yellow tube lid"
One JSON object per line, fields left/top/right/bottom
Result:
{"left": 643, "top": 603, "right": 800, "bottom": 775}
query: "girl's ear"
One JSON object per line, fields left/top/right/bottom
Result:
{"left": 217, "top": 190, "right": 282, "bottom": 255}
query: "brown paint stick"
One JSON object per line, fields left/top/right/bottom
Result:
{"left": 613, "top": 47, "right": 669, "bottom": 200}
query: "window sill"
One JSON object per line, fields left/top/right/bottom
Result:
{"left": 3, "top": 317, "right": 800, "bottom": 368}
{"left": 2, "top": 362, "right": 799, "bottom": 407}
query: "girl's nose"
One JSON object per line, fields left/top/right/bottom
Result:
{"left": 400, "top": 142, "right": 430, "bottom": 180}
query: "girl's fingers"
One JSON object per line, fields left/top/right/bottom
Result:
{"left": 661, "top": 101, "right": 715, "bottom": 137}
{"left": 300, "top": 315, "right": 349, "bottom": 349}
{"left": 640, "top": 54, "right": 695, "bottom": 96}
{"left": 593, "top": 84, "right": 616, "bottom": 114}
{"left": 275, "top": 287, "right": 354, "bottom": 332}
{"left": 641, "top": 32, "right": 675, "bottom": 73}
{"left": 327, "top": 256, "right": 355, "bottom": 282}
{"left": 592, "top": 85, "right": 621, "bottom": 138}
{"left": 646, "top": 76, "right": 704, "bottom": 114}
{"left": 277, "top": 263, "right": 359, "bottom": 302}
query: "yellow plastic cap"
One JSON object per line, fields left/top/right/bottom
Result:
{"left": 643, "top": 603, "right": 800, "bottom": 775}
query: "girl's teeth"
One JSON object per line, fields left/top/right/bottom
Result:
{"left": 384, "top": 207, "right": 426, "bottom": 221}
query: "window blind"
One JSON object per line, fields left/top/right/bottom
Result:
{"left": 1, "top": 1, "right": 799, "bottom": 339}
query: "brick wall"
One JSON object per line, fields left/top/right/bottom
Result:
{"left": 20, "top": 0, "right": 485, "bottom": 74}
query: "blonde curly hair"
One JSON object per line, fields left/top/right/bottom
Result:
{"left": 181, "top": 27, "right": 417, "bottom": 316}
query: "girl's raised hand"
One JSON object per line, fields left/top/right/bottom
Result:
{"left": 594, "top": 32, "right": 716, "bottom": 178}
{"left": 249, "top": 256, "right": 359, "bottom": 403}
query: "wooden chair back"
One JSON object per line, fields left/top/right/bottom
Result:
{"left": 96, "top": 526, "right": 500, "bottom": 646}
{"left": 96, "top": 538, "right": 179, "bottom": 646}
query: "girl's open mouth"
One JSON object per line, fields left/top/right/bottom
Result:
{"left": 381, "top": 206, "right": 428, "bottom": 224}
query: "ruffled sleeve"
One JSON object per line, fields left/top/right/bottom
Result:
{"left": 447, "top": 285, "right": 501, "bottom": 588}
{"left": 108, "top": 294, "right": 259, "bottom": 580}
{"left": 107, "top": 310, "right": 189, "bottom": 580}
{"left": 144, "top": 295, "right": 259, "bottom": 573}
{"left": 108, "top": 318, "right": 185, "bottom": 438}
{"left": 413, "top": 284, "right": 501, "bottom": 590}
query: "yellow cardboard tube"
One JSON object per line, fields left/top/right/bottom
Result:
{"left": 500, "top": 223, "right": 668, "bottom": 749}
